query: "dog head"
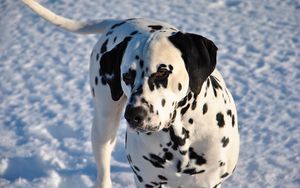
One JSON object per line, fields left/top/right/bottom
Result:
{"left": 101, "top": 31, "right": 217, "bottom": 132}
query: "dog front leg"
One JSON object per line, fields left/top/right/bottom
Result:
{"left": 92, "top": 96, "right": 126, "bottom": 188}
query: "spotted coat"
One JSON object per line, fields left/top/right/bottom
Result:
{"left": 89, "top": 18, "right": 239, "bottom": 188}
{"left": 23, "top": 1, "right": 239, "bottom": 188}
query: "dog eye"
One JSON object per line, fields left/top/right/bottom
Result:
{"left": 153, "top": 68, "right": 170, "bottom": 81}
{"left": 123, "top": 70, "right": 136, "bottom": 86}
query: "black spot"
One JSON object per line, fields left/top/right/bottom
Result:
{"left": 158, "top": 175, "right": 168, "bottom": 181}
{"left": 182, "top": 127, "right": 190, "bottom": 137}
{"left": 139, "top": 60, "right": 144, "bottom": 68}
{"left": 141, "top": 71, "right": 145, "bottom": 79}
{"left": 92, "top": 87, "right": 95, "bottom": 97}
{"left": 191, "top": 100, "right": 197, "bottom": 110}
{"left": 187, "top": 92, "right": 192, "bottom": 100}
{"left": 221, "top": 137, "right": 230, "bottom": 147}
{"left": 158, "top": 64, "right": 167, "bottom": 69}
{"left": 203, "top": 103, "right": 208, "bottom": 114}
{"left": 179, "top": 150, "right": 187, "bottom": 155}
{"left": 141, "top": 98, "right": 147, "bottom": 104}
{"left": 166, "top": 141, "right": 172, "bottom": 146}
{"left": 176, "top": 160, "right": 182, "bottom": 172}
{"left": 216, "top": 112, "right": 225, "bottom": 128}
{"left": 136, "top": 175, "right": 143, "bottom": 183}
{"left": 219, "top": 161, "right": 225, "bottom": 167}
{"left": 188, "top": 147, "right": 206, "bottom": 165}
{"left": 148, "top": 25, "right": 163, "bottom": 30}
{"left": 206, "top": 77, "right": 210, "bottom": 89}
{"left": 169, "top": 127, "right": 189, "bottom": 150}
{"left": 122, "top": 69, "right": 136, "bottom": 87}
{"left": 227, "top": 110, "right": 232, "bottom": 117}
{"left": 127, "top": 155, "right": 132, "bottom": 163}
{"left": 180, "top": 104, "right": 190, "bottom": 116}
{"left": 145, "top": 184, "right": 154, "bottom": 188}
{"left": 129, "top": 164, "right": 143, "bottom": 182}
{"left": 110, "top": 21, "right": 126, "bottom": 29}
{"left": 96, "top": 53, "right": 99, "bottom": 61}
{"left": 223, "top": 93, "right": 227, "bottom": 104}
{"left": 232, "top": 114, "right": 235, "bottom": 127}
{"left": 161, "top": 99, "right": 166, "bottom": 107}
{"left": 95, "top": 76, "right": 98, "bottom": 85}
{"left": 213, "top": 182, "right": 222, "bottom": 188}
{"left": 148, "top": 68, "right": 171, "bottom": 91}
{"left": 101, "top": 39, "right": 109, "bottom": 53}
{"left": 101, "top": 77, "right": 107, "bottom": 85}
{"left": 221, "top": 172, "right": 229, "bottom": 178}
{"left": 178, "top": 83, "right": 182, "bottom": 91}
{"left": 164, "top": 152, "right": 173, "bottom": 161}
{"left": 182, "top": 168, "right": 205, "bottom": 175}
{"left": 188, "top": 118, "right": 193, "bottom": 124}
{"left": 99, "top": 37, "right": 132, "bottom": 101}
{"left": 130, "top": 30, "right": 138, "bottom": 35}
{"left": 182, "top": 168, "right": 195, "bottom": 174}
{"left": 150, "top": 154, "right": 165, "bottom": 164}
{"left": 143, "top": 154, "right": 165, "bottom": 168}
{"left": 168, "top": 65, "right": 173, "bottom": 71}
{"left": 171, "top": 110, "right": 177, "bottom": 123}
{"left": 113, "top": 37, "right": 117, "bottom": 43}
{"left": 178, "top": 96, "right": 187, "bottom": 107}
{"left": 135, "top": 55, "right": 140, "bottom": 60}
{"left": 105, "top": 30, "right": 113, "bottom": 36}
{"left": 210, "top": 75, "right": 222, "bottom": 97}
{"left": 149, "top": 104, "right": 154, "bottom": 113}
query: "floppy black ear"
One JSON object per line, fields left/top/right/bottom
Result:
{"left": 99, "top": 37, "right": 131, "bottom": 101}
{"left": 169, "top": 32, "right": 218, "bottom": 95}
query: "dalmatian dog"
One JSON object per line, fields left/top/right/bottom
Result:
{"left": 23, "top": 1, "right": 239, "bottom": 188}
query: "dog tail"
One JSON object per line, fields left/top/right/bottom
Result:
{"left": 22, "top": 0, "right": 119, "bottom": 34}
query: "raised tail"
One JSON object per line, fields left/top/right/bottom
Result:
{"left": 22, "top": 0, "right": 119, "bottom": 34}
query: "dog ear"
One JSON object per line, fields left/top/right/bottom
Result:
{"left": 99, "top": 37, "right": 131, "bottom": 101}
{"left": 169, "top": 32, "right": 218, "bottom": 95}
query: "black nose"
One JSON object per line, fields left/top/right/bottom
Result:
{"left": 124, "top": 106, "right": 147, "bottom": 127}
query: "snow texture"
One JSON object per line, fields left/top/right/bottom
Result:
{"left": 0, "top": 0, "right": 299, "bottom": 187}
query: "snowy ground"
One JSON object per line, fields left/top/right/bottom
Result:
{"left": 0, "top": 0, "right": 299, "bottom": 187}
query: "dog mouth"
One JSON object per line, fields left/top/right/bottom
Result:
{"left": 128, "top": 124, "right": 159, "bottom": 133}
{"left": 163, "top": 122, "right": 172, "bottom": 129}
{"left": 127, "top": 121, "right": 171, "bottom": 133}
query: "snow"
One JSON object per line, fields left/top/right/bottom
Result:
{"left": 0, "top": 0, "right": 299, "bottom": 187}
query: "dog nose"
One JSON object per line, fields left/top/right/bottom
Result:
{"left": 124, "top": 106, "right": 147, "bottom": 127}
